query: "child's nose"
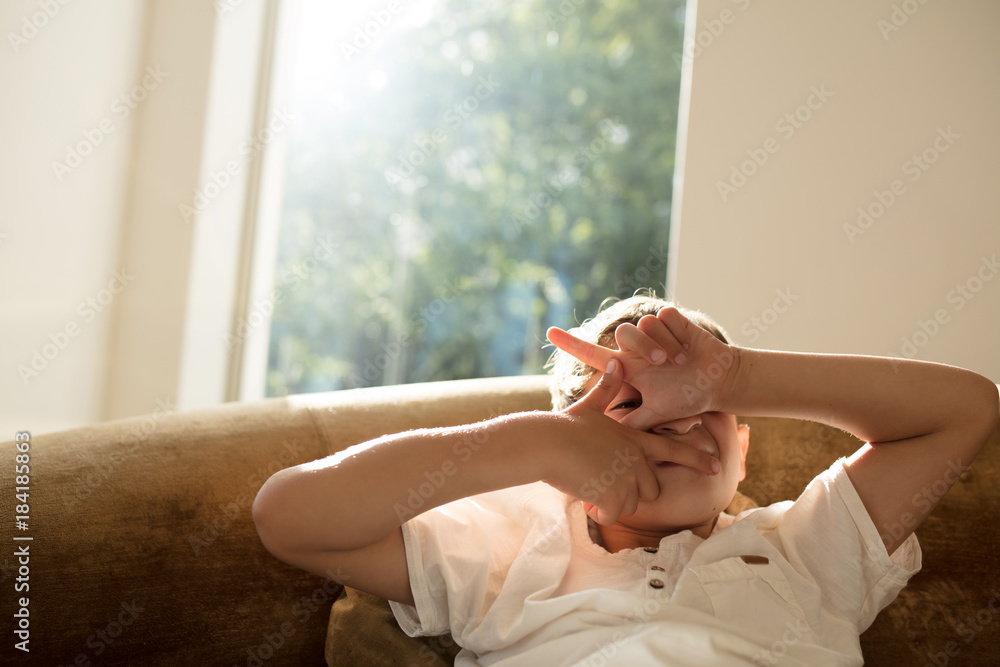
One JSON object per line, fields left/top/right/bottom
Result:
{"left": 653, "top": 414, "right": 703, "bottom": 435}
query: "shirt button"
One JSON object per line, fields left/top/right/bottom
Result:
{"left": 644, "top": 547, "right": 658, "bottom": 553}
{"left": 650, "top": 565, "right": 665, "bottom": 572}
{"left": 649, "top": 578, "right": 665, "bottom": 589}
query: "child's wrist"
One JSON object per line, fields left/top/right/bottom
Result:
{"left": 486, "top": 411, "right": 563, "bottom": 484}
{"left": 516, "top": 410, "right": 583, "bottom": 486}
{"left": 714, "top": 345, "right": 749, "bottom": 413}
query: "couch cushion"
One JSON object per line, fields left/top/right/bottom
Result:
{"left": 326, "top": 588, "right": 462, "bottom": 666}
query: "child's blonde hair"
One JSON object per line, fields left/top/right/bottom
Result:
{"left": 546, "top": 292, "right": 730, "bottom": 411}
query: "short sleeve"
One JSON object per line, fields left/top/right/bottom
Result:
{"left": 762, "top": 457, "right": 921, "bottom": 632}
{"left": 389, "top": 515, "right": 450, "bottom": 636}
{"left": 388, "top": 482, "right": 572, "bottom": 642}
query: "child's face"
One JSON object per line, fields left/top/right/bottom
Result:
{"left": 597, "top": 377, "right": 750, "bottom": 535}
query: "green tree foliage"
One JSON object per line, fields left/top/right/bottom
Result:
{"left": 266, "top": 0, "right": 687, "bottom": 396}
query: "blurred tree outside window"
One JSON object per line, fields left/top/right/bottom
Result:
{"left": 265, "top": 0, "right": 687, "bottom": 396}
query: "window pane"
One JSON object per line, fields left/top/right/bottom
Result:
{"left": 266, "top": 0, "right": 686, "bottom": 395}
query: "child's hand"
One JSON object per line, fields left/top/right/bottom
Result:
{"left": 541, "top": 357, "right": 721, "bottom": 526}
{"left": 547, "top": 307, "right": 742, "bottom": 424}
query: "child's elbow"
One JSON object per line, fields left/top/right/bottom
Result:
{"left": 966, "top": 373, "right": 999, "bottom": 446}
{"left": 252, "top": 471, "right": 297, "bottom": 561}
{"left": 982, "top": 377, "right": 999, "bottom": 431}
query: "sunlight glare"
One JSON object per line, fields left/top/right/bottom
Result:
{"left": 369, "top": 69, "right": 388, "bottom": 90}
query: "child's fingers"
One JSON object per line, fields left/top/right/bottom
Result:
{"left": 639, "top": 435, "right": 721, "bottom": 476}
{"left": 632, "top": 455, "right": 660, "bottom": 502}
{"left": 546, "top": 326, "right": 615, "bottom": 372}
{"left": 585, "top": 492, "right": 638, "bottom": 526}
{"left": 656, "top": 307, "right": 694, "bottom": 360}
{"left": 583, "top": 502, "right": 612, "bottom": 526}
{"left": 569, "top": 357, "right": 623, "bottom": 414}
{"left": 584, "top": 502, "right": 611, "bottom": 526}
{"left": 636, "top": 314, "right": 687, "bottom": 365}
{"left": 614, "top": 322, "right": 666, "bottom": 365}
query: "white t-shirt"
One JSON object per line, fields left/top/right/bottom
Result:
{"left": 390, "top": 458, "right": 921, "bottom": 666}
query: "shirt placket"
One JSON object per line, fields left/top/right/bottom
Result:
{"left": 642, "top": 545, "right": 670, "bottom": 595}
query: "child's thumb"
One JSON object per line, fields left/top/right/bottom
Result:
{"left": 575, "top": 359, "right": 622, "bottom": 413}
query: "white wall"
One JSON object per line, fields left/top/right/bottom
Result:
{"left": 0, "top": 0, "right": 275, "bottom": 437}
{"left": 0, "top": 0, "right": 148, "bottom": 436}
{"left": 670, "top": 0, "right": 1000, "bottom": 382}
{"left": 104, "top": 0, "right": 272, "bottom": 421}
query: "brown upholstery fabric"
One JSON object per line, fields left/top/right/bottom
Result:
{"left": 0, "top": 376, "right": 551, "bottom": 666}
{"left": 0, "top": 397, "right": 338, "bottom": 666}
{"left": 1, "top": 375, "right": 997, "bottom": 665}
{"left": 326, "top": 588, "right": 462, "bottom": 667}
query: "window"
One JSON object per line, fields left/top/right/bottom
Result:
{"left": 264, "top": 0, "right": 687, "bottom": 395}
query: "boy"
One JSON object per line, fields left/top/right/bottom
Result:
{"left": 253, "top": 295, "right": 998, "bottom": 665}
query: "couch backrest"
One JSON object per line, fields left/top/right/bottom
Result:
{"left": 0, "top": 375, "right": 553, "bottom": 666}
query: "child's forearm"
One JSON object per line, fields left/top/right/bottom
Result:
{"left": 253, "top": 412, "right": 549, "bottom": 556}
{"left": 722, "top": 348, "right": 998, "bottom": 446}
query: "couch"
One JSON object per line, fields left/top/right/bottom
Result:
{"left": 2, "top": 375, "right": 998, "bottom": 666}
